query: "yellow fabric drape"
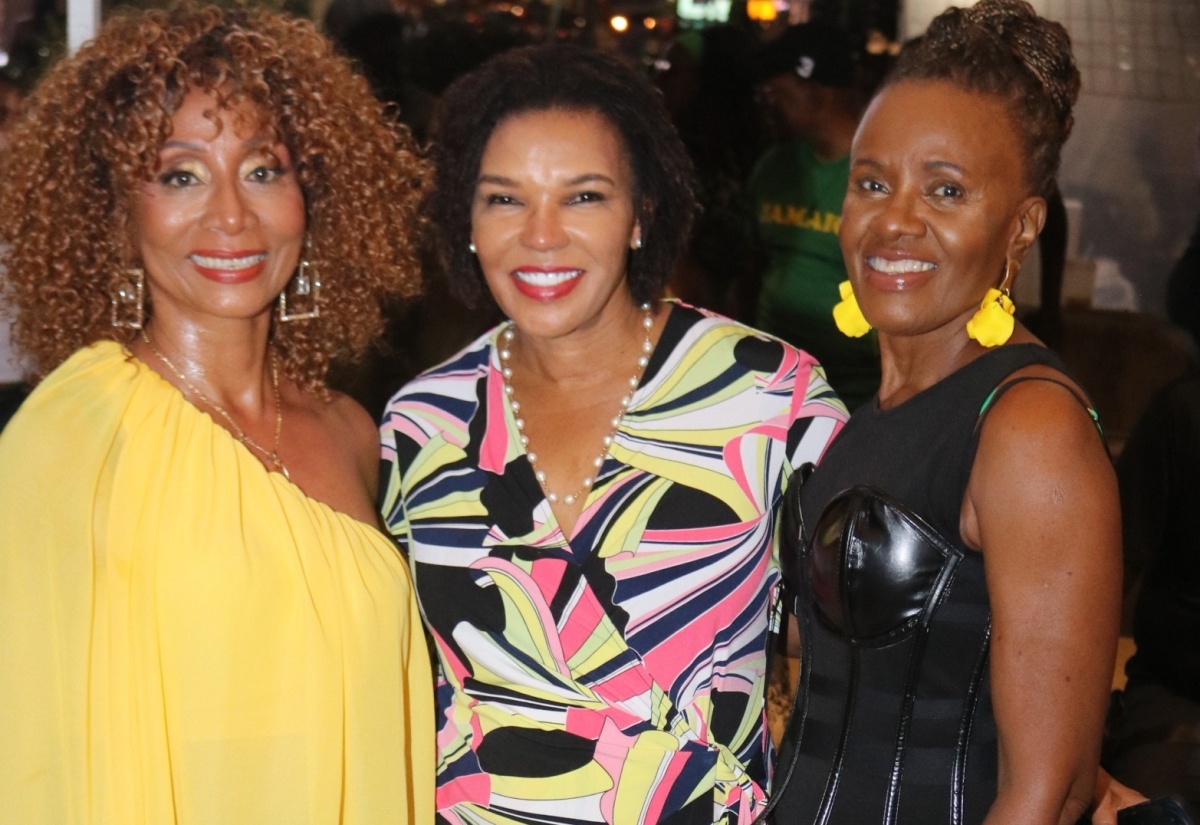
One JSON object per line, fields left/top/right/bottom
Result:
{"left": 0, "top": 341, "right": 434, "bottom": 824}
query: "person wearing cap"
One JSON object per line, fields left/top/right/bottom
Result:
{"left": 748, "top": 22, "right": 880, "bottom": 411}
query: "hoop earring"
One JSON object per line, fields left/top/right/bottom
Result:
{"left": 279, "top": 255, "right": 321, "bottom": 322}
{"left": 111, "top": 268, "right": 145, "bottom": 329}
{"left": 832, "top": 280, "right": 871, "bottom": 338}
{"left": 966, "top": 260, "right": 1018, "bottom": 347}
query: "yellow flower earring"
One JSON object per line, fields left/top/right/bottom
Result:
{"left": 832, "top": 280, "right": 872, "bottom": 338}
{"left": 966, "top": 260, "right": 1018, "bottom": 347}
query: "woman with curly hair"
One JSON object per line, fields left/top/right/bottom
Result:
{"left": 379, "top": 44, "right": 846, "bottom": 824}
{"left": 0, "top": 5, "right": 433, "bottom": 822}
{"left": 766, "top": 2, "right": 1127, "bottom": 823}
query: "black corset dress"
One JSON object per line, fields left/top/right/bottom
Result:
{"left": 770, "top": 344, "right": 1076, "bottom": 825}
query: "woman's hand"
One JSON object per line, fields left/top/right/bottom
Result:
{"left": 1088, "top": 768, "right": 1147, "bottom": 825}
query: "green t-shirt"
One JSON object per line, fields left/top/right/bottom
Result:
{"left": 749, "top": 141, "right": 880, "bottom": 410}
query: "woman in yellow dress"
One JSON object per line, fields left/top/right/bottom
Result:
{"left": 0, "top": 6, "right": 433, "bottom": 823}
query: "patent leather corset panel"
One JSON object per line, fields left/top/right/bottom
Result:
{"left": 773, "top": 483, "right": 995, "bottom": 825}
{"left": 769, "top": 344, "right": 1075, "bottom": 825}
{"left": 805, "top": 486, "right": 961, "bottom": 643}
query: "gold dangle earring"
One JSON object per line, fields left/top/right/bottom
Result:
{"left": 279, "top": 241, "right": 320, "bottom": 322}
{"left": 966, "top": 260, "right": 1018, "bottom": 347}
{"left": 832, "top": 280, "right": 871, "bottom": 338}
{"left": 110, "top": 268, "right": 145, "bottom": 329}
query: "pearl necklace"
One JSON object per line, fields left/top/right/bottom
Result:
{"left": 140, "top": 330, "right": 290, "bottom": 480}
{"left": 500, "top": 303, "right": 654, "bottom": 506}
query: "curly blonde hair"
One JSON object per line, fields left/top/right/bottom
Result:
{"left": 0, "top": 3, "right": 426, "bottom": 390}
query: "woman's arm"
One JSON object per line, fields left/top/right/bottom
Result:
{"left": 298, "top": 390, "right": 390, "bottom": 527}
{"left": 338, "top": 393, "right": 386, "bottom": 504}
{"left": 961, "top": 376, "right": 1122, "bottom": 825}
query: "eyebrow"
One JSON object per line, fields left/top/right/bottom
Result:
{"left": 159, "top": 134, "right": 276, "bottom": 153}
{"left": 851, "top": 157, "right": 967, "bottom": 176}
{"left": 476, "top": 173, "right": 617, "bottom": 187}
{"left": 567, "top": 173, "right": 617, "bottom": 186}
{"left": 925, "top": 160, "right": 965, "bottom": 175}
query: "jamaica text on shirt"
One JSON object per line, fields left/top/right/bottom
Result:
{"left": 758, "top": 202, "right": 840, "bottom": 233}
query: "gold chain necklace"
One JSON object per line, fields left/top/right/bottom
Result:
{"left": 499, "top": 302, "right": 653, "bottom": 506}
{"left": 140, "top": 330, "right": 290, "bottom": 480}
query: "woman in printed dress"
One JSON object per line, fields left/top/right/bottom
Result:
{"left": 379, "top": 45, "right": 846, "bottom": 824}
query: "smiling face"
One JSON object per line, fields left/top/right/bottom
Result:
{"left": 132, "top": 89, "right": 306, "bottom": 329}
{"left": 470, "top": 107, "right": 642, "bottom": 342}
{"left": 839, "top": 80, "right": 1044, "bottom": 341}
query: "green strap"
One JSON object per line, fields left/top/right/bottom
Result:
{"left": 977, "top": 376, "right": 1105, "bottom": 440}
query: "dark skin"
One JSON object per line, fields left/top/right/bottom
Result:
{"left": 127, "top": 91, "right": 382, "bottom": 526}
{"left": 838, "top": 79, "right": 1123, "bottom": 824}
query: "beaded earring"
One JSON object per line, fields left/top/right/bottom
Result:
{"left": 832, "top": 280, "right": 871, "bottom": 338}
{"left": 966, "top": 260, "right": 1018, "bottom": 347}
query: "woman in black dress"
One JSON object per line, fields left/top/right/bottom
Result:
{"left": 770, "top": 2, "right": 1123, "bottom": 823}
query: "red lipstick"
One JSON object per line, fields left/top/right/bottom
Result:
{"left": 189, "top": 250, "right": 268, "bottom": 285}
{"left": 509, "top": 267, "right": 583, "bottom": 301}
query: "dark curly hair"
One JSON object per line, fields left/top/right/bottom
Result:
{"left": 888, "top": 0, "right": 1080, "bottom": 199}
{"left": 427, "top": 44, "right": 696, "bottom": 308}
{"left": 0, "top": 4, "right": 427, "bottom": 390}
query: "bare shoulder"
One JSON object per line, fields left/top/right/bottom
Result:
{"left": 319, "top": 390, "right": 380, "bottom": 469}
{"left": 975, "top": 364, "right": 1104, "bottom": 459}
{"left": 269, "top": 380, "right": 388, "bottom": 523}
{"left": 962, "top": 363, "right": 1116, "bottom": 552}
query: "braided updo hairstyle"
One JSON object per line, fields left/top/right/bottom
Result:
{"left": 889, "top": 0, "right": 1080, "bottom": 198}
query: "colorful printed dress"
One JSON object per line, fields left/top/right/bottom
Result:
{"left": 380, "top": 303, "right": 845, "bottom": 824}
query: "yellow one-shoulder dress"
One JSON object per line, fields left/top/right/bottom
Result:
{"left": 0, "top": 342, "right": 434, "bottom": 824}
